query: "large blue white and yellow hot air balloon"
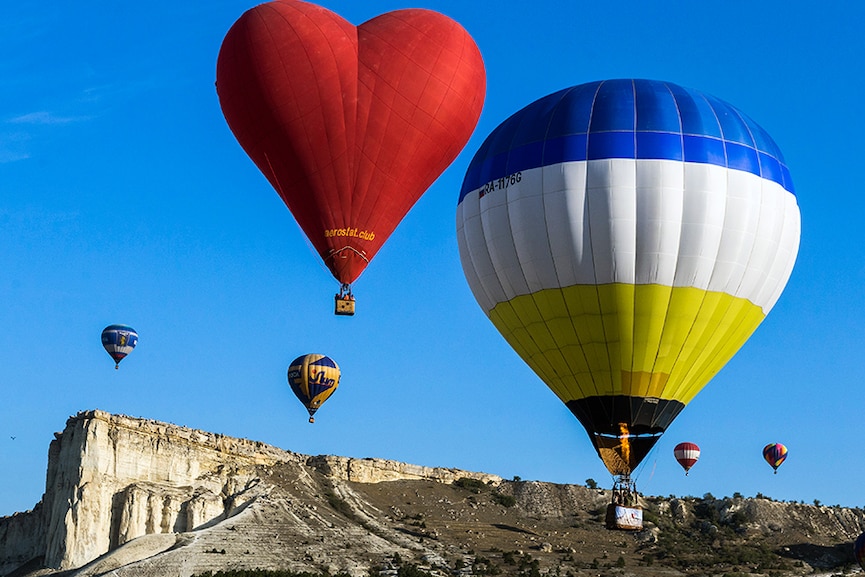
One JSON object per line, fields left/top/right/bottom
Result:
{"left": 288, "top": 354, "right": 341, "bottom": 423}
{"left": 854, "top": 532, "right": 865, "bottom": 571}
{"left": 101, "top": 324, "right": 138, "bottom": 369}
{"left": 457, "top": 79, "right": 800, "bottom": 479}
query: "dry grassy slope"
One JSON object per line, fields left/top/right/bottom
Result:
{"left": 354, "top": 475, "right": 865, "bottom": 577}
{"left": 14, "top": 455, "right": 863, "bottom": 577}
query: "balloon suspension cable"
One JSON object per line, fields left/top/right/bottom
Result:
{"left": 613, "top": 475, "right": 637, "bottom": 494}
{"left": 615, "top": 474, "right": 634, "bottom": 486}
{"left": 610, "top": 474, "right": 640, "bottom": 506}
{"left": 328, "top": 245, "right": 370, "bottom": 264}
{"left": 338, "top": 283, "right": 354, "bottom": 300}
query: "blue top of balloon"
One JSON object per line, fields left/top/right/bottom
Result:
{"left": 103, "top": 324, "right": 136, "bottom": 332}
{"left": 459, "top": 79, "right": 793, "bottom": 202}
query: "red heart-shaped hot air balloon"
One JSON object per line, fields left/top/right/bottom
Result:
{"left": 216, "top": 0, "right": 486, "bottom": 296}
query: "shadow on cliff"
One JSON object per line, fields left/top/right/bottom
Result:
{"left": 4, "top": 557, "right": 74, "bottom": 577}
{"left": 778, "top": 542, "right": 855, "bottom": 570}
{"left": 185, "top": 495, "right": 259, "bottom": 533}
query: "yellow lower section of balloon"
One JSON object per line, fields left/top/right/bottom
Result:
{"left": 309, "top": 385, "right": 337, "bottom": 409}
{"left": 489, "top": 283, "right": 765, "bottom": 405}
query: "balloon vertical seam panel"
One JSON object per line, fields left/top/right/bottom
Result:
{"left": 460, "top": 161, "right": 797, "bottom": 402}
{"left": 352, "top": 9, "right": 485, "bottom": 263}
{"left": 456, "top": 79, "right": 800, "bottom": 473}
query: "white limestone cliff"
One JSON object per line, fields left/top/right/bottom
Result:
{"left": 0, "top": 410, "right": 499, "bottom": 575}
{"left": 308, "top": 454, "right": 501, "bottom": 485}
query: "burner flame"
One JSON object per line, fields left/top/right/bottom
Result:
{"left": 618, "top": 423, "right": 630, "bottom": 466}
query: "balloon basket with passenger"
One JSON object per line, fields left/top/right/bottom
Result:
{"left": 605, "top": 476, "right": 643, "bottom": 531}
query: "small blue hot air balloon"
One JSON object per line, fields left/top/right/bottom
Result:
{"left": 101, "top": 325, "right": 138, "bottom": 369}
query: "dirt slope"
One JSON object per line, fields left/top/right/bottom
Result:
{"left": 11, "top": 457, "right": 863, "bottom": 577}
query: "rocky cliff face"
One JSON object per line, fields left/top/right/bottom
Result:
{"left": 1, "top": 410, "right": 283, "bottom": 573}
{"left": 0, "top": 411, "right": 499, "bottom": 576}
{"left": 1, "top": 411, "right": 863, "bottom": 577}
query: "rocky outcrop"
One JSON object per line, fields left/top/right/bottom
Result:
{"left": 695, "top": 495, "right": 865, "bottom": 539}
{"left": 0, "top": 410, "right": 499, "bottom": 576}
{"left": 2, "top": 411, "right": 864, "bottom": 577}
{"left": 0, "top": 503, "right": 45, "bottom": 574}
{"left": 308, "top": 455, "right": 501, "bottom": 485}
{"left": 36, "top": 410, "right": 285, "bottom": 571}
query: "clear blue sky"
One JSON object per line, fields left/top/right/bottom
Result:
{"left": 2, "top": 0, "right": 863, "bottom": 516}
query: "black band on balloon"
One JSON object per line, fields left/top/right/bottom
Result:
{"left": 565, "top": 396, "right": 685, "bottom": 437}
{"left": 565, "top": 396, "right": 686, "bottom": 475}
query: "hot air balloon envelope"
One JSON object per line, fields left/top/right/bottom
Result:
{"left": 216, "top": 0, "right": 486, "bottom": 295}
{"left": 288, "top": 354, "right": 341, "bottom": 423}
{"left": 457, "top": 79, "right": 800, "bottom": 476}
{"left": 674, "top": 442, "right": 701, "bottom": 475}
{"left": 762, "top": 443, "right": 788, "bottom": 473}
{"left": 101, "top": 325, "right": 138, "bottom": 369}
{"left": 854, "top": 532, "right": 865, "bottom": 571}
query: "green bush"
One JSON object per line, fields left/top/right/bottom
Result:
{"left": 453, "top": 477, "right": 486, "bottom": 493}
{"left": 396, "top": 564, "right": 434, "bottom": 577}
{"left": 491, "top": 492, "right": 516, "bottom": 507}
{"left": 472, "top": 555, "right": 501, "bottom": 576}
{"left": 193, "top": 571, "right": 353, "bottom": 577}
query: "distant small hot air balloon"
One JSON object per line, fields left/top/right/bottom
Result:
{"left": 674, "top": 442, "right": 700, "bottom": 475}
{"left": 288, "top": 354, "right": 340, "bottom": 423}
{"left": 101, "top": 325, "right": 138, "bottom": 369}
{"left": 854, "top": 532, "right": 865, "bottom": 571}
{"left": 762, "top": 443, "right": 788, "bottom": 473}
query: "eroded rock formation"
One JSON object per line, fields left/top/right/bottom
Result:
{"left": 0, "top": 410, "right": 496, "bottom": 575}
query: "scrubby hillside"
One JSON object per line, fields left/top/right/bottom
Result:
{"left": 1, "top": 411, "right": 863, "bottom": 577}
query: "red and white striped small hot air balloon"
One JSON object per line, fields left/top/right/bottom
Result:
{"left": 674, "top": 442, "right": 701, "bottom": 475}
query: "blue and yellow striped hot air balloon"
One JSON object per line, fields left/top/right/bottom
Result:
{"left": 457, "top": 79, "right": 800, "bottom": 478}
{"left": 101, "top": 324, "right": 138, "bottom": 369}
{"left": 288, "top": 354, "right": 341, "bottom": 423}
